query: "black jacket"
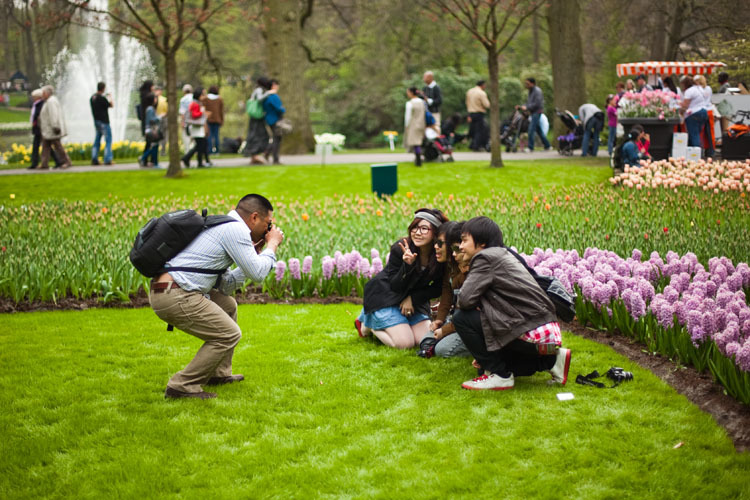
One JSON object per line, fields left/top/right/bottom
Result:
{"left": 422, "top": 84, "right": 442, "bottom": 114}
{"left": 363, "top": 240, "right": 444, "bottom": 316}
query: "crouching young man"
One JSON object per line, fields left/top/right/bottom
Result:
{"left": 150, "top": 194, "right": 284, "bottom": 399}
{"left": 452, "top": 216, "right": 571, "bottom": 391}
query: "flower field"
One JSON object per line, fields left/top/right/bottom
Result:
{"left": 610, "top": 158, "right": 750, "bottom": 192}
{"left": 1, "top": 140, "right": 146, "bottom": 165}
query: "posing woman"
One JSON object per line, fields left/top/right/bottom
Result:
{"left": 418, "top": 221, "right": 471, "bottom": 358}
{"left": 138, "top": 93, "right": 160, "bottom": 168}
{"left": 355, "top": 208, "right": 448, "bottom": 349}
{"left": 181, "top": 87, "right": 210, "bottom": 168}
{"left": 404, "top": 87, "right": 426, "bottom": 166}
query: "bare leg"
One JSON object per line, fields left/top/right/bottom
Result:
{"left": 410, "top": 320, "right": 431, "bottom": 346}
{"left": 373, "top": 324, "right": 417, "bottom": 349}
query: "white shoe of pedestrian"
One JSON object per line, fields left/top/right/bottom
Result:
{"left": 549, "top": 348, "right": 572, "bottom": 385}
{"left": 461, "top": 372, "right": 514, "bottom": 391}
{"left": 523, "top": 147, "right": 532, "bottom": 153}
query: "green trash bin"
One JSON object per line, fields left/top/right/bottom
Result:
{"left": 371, "top": 163, "right": 398, "bottom": 197}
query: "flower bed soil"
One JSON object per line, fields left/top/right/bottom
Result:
{"left": 1, "top": 293, "right": 747, "bottom": 452}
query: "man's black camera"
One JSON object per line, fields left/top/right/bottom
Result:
{"left": 606, "top": 367, "right": 633, "bottom": 382}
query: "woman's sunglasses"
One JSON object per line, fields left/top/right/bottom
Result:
{"left": 434, "top": 239, "right": 446, "bottom": 248}
{"left": 451, "top": 244, "right": 461, "bottom": 254}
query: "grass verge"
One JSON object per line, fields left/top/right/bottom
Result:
{"left": 0, "top": 158, "right": 611, "bottom": 202}
{"left": 1, "top": 304, "right": 748, "bottom": 499}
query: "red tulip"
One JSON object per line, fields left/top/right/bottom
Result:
{"left": 663, "top": 227, "right": 668, "bottom": 233}
{"left": 536, "top": 223, "right": 542, "bottom": 229}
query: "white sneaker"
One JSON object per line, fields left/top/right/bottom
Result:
{"left": 523, "top": 147, "right": 532, "bottom": 153}
{"left": 461, "top": 372, "right": 514, "bottom": 391}
{"left": 549, "top": 348, "right": 572, "bottom": 385}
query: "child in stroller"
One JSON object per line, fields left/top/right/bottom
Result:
{"left": 422, "top": 126, "right": 455, "bottom": 162}
{"left": 555, "top": 109, "right": 583, "bottom": 156}
{"left": 499, "top": 108, "right": 529, "bottom": 152}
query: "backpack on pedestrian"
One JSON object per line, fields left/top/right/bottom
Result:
{"left": 246, "top": 98, "right": 265, "bottom": 120}
{"left": 129, "top": 209, "right": 237, "bottom": 278}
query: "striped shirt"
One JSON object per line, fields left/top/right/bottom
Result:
{"left": 166, "top": 210, "right": 276, "bottom": 294}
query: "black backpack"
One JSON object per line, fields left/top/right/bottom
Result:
{"left": 129, "top": 209, "right": 237, "bottom": 278}
{"left": 505, "top": 246, "right": 578, "bottom": 323}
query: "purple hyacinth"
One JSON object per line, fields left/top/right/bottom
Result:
{"left": 726, "top": 342, "right": 742, "bottom": 359}
{"left": 371, "top": 248, "right": 380, "bottom": 261}
{"left": 637, "top": 279, "right": 655, "bottom": 302}
{"left": 371, "top": 257, "right": 383, "bottom": 276}
{"left": 742, "top": 320, "right": 750, "bottom": 338}
{"left": 335, "top": 254, "right": 346, "bottom": 278}
{"left": 302, "top": 256, "right": 313, "bottom": 275}
{"left": 662, "top": 285, "right": 680, "bottom": 304}
{"left": 288, "top": 258, "right": 301, "bottom": 280}
{"left": 322, "top": 256, "right": 334, "bottom": 280}
{"left": 275, "top": 260, "right": 286, "bottom": 282}
{"left": 736, "top": 339, "right": 750, "bottom": 372}
{"left": 726, "top": 272, "right": 744, "bottom": 292}
{"left": 359, "top": 258, "right": 371, "bottom": 279}
{"left": 705, "top": 279, "right": 718, "bottom": 298}
{"left": 631, "top": 249, "right": 642, "bottom": 262}
{"left": 656, "top": 301, "right": 675, "bottom": 329}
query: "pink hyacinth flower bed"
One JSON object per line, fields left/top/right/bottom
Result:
{"left": 610, "top": 158, "right": 750, "bottom": 193}
{"left": 525, "top": 246, "right": 750, "bottom": 404}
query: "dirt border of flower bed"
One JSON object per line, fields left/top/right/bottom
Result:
{"left": 2, "top": 293, "right": 747, "bottom": 452}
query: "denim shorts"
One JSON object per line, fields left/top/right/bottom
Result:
{"left": 358, "top": 306, "right": 430, "bottom": 331}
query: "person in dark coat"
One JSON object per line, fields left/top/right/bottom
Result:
{"left": 243, "top": 77, "right": 273, "bottom": 164}
{"left": 355, "top": 208, "right": 448, "bottom": 349}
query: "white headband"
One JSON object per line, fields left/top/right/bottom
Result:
{"left": 414, "top": 212, "right": 442, "bottom": 228}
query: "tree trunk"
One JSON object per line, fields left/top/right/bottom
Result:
{"left": 665, "top": 0, "right": 688, "bottom": 60}
{"left": 487, "top": 47, "right": 502, "bottom": 167}
{"left": 23, "top": 25, "right": 38, "bottom": 86}
{"left": 263, "top": 1, "right": 314, "bottom": 154}
{"left": 649, "top": 6, "right": 667, "bottom": 60}
{"left": 532, "top": 11, "right": 540, "bottom": 64}
{"left": 164, "top": 51, "right": 183, "bottom": 178}
{"left": 0, "top": 1, "right": 8, "bottom": 80}
{"left": 546, "top": 0, "right": 586, "bottom": 143}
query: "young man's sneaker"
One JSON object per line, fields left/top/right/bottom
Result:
{"left": 549, "top": 347, "right": 572, "bottom": 385}
{"left": 461, "top": 372, "right": 514, "bottom": 391}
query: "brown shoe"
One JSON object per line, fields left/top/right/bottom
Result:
{"left": 205, "top": 374, "right": 245, "bottom": 386}
{"left": 164, "top": 386, "right": 217, "bottom": 399}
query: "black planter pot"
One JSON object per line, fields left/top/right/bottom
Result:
{"left": 619, "top": 117, "right": 681, "bottom": 161}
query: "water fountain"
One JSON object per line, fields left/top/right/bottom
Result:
{"left": 44, "top": 2, "right": 154, "bottom": 144}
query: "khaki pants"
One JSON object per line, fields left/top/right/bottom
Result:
{"left": 150, "top": 286, "right": 241, "bottom": 393}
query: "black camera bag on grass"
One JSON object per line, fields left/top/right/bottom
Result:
{"left": 130, "top": 209, "right": 237, "bottom": 278}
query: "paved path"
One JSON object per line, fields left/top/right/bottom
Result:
{"left": 0, "top": 149, "right": 605, "bottom": 176}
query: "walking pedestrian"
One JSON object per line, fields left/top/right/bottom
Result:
{"left": 404, "top": 87, "right": 426, "bottom": 166}
{"left": 520, "top": 77, "right": 550, "bottom": 152}
{"left": 244, "top": 77, "right": 273, "bottom": 164}
{"left": 466, "top": 80, "right": 490, "bottom": 151}
{"left": 179, "top": 84, "right": 194, "bottom": 153}
{"left": 182, "top": 87, "right": 209, "bottom": 168}
{"left": 204, "top": 85, "right": 224, "bottom": 157}
{"left": 263, "top": 79, "right": 285, "bottom": 165}
{"left": 28, "top": 88, "right": 60, "bottom": 170}
{"left": 38, "top": 85, "right": 72, "bottom": 169}
{"left": 422, "top": 71, "right": 442, "bottom": 128}
{"left": 90, "top": 82, "right": 114, "bottom": 166}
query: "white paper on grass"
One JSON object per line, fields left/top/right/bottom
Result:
{"left": 556, "top": 392, "right": 575, "bottom": 401}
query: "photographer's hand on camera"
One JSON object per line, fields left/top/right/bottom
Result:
{"left": 265, "top": 224, "right": 284, "bottom": 252}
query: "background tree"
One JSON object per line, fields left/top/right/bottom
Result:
{"left": 59, "top": 0, "right": 228, "bottom": 178}
{"left": 424, "top": 0, "right": 544, "bottom": 167}
{"left": 547, "top": 0, "right": 586, "bottom": 142}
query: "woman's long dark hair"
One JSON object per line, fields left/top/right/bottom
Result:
{"left": 438, "top": 220, "right": 464, "bottom": 276}
{"left": 405, "top": 208, "right": 448, "bottom": 276}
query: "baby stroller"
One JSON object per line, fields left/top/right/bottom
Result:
{"left": 499, "top": 109, "right": 528, "bottom": 152}
{"left": 422, "top": 128, "right": 455, "bottom": 162}
{"left": 555, "top": 109, "right": 583, "bottom": 156}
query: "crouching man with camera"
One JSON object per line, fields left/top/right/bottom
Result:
{"left": 150, "top": 194, "right": 284, "bottom": 400}
{"left": 452, "top": 216, "right": 571, "bottom": 391}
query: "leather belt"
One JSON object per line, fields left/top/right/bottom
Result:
{"left": 151, "top": 281, "right": 180, "bottom": 294}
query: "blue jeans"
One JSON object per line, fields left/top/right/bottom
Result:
{"left": 528, "top": 112, "right": 550, "bottom": 151}
{"left": 140, "top": 141, "right": 159, "bottom": 166}
{"left": 92, "top": 120, "right": 112, "bottom": 163}
{"left": 607, "top": 125, "right": 617, "bottom": 155}
{"left": 208, "top": 123, "right": 221, "bottom": 155}
{"left": 685, "top": 109, "right": 707, "bottom": 150}
{"left": 581, "top": 113, "right": 604, "bottom": 157}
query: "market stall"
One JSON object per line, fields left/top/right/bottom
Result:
{"left": 616, "top": 61, "right": 728, "bottom": 160}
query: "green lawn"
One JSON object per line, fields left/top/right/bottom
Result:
{"left": 0, "top": 107, "right": 28, "bottom": 123}
{"left": 1, "top": 304, "right": 748, "bottom": 499}
{"left": 0, "top": 158, "right": 610, "bottom": 203}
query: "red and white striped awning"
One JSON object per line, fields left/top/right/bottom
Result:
{"left": 616, "top": 61, "right": 727, "bottom": 77}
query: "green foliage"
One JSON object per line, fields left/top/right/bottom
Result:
{"left": 2, "top": 305, "right": 749, "bottom": 498}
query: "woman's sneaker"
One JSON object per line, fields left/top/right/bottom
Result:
{"left": 461, "top": 372, "right": 514, "bottom": 391}
{"left": 549, "top": 348, "right": 572, "bottom": 385}
{"left": 354, "top": 319, "right": 371, "bottom": 338}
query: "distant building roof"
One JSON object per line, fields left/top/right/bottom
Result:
{"left": 10, "top": 71, "right": 28, "bottom": 81}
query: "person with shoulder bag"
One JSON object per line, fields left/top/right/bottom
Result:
{"left": 181, "top": 87, "right": 210, "bottom": 168}
{"left": 244, "top": 77, "right": 272, "bottom": 164}
{"left": 138, "top": 93, "right": 161, "bottom": 168}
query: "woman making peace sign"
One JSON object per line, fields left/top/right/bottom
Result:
{"left": 355, "top": 208, "right": 448, "bottom": 348}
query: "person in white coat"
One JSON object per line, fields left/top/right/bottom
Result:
{"left": 39, "top": 85, "right": 72, "bottom": 169}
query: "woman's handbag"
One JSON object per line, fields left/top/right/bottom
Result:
{"left": 145, "top": 119, "right": 163, "bottom": 142}
{"left": 275, "top": 118, "right": 293, "bottom": 136}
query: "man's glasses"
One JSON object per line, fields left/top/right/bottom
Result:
{"left": 410, "top": 225, "right": 432, "bottom": 235}
{"left": 434, "top": 239, "right": 446, "bottom": 248}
